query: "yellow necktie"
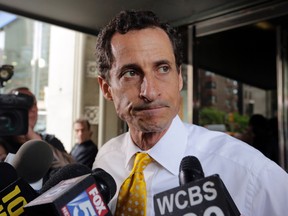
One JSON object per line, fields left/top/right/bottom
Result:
{"left": 115, "top": 152, "right": 153, "bottom": 216}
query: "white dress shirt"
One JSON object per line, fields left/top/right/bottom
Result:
{"left": 93, "top": 115, "right": 288, "bottom": 216}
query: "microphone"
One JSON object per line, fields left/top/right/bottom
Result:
{"left": 39, "top": 163, "right": 92, "bottom": 194}
{"left": 24, "top": 164, "right": 117, "bottom": 216}
{"left": 91, "top": 167, "right": 117, "bottom": 205}
{"left": 154, "top": 155, "right": 241, "bottom": 216}
{"left": 179, "top": 155, "right": 204, "bottom": 185}
{"left": 0, "top": 140, "right": 54, "bottom": 215}
{"left": 0, "top": 162, "right": 38, "bottom": 216}
{"left": 0, "top": 162, "right": 18, "bottom": 191}
{"left": 11, "top": 139, "right": 54, "bottom": 183}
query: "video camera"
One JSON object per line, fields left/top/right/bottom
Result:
{"left": 0, "top": 65, "right": 33, "bottom": 136}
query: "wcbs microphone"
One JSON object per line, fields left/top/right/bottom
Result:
{"left": 154, "top": 156, "right": 241, "bottom": 216}
{"left": 24, "top": 165, "right": 117, "bottom": 216}
{"left": 0, "top": 140, "right": 53, "bottom": 216}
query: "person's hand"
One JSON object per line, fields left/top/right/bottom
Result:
{"left": 0, "top": 153, "right": 7, "bottom": 161}
{"left": 0, "top": 145, "right": 7, "bottom": 161}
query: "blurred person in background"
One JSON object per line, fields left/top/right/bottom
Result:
{"left": 70, "top": 118, "right": 98, "bottom": 169}
{"left": 239, "top": 114, "right": 279, "bottom": 164}
{"left": 2, "top": 87, "right": 74, "bottom": 181}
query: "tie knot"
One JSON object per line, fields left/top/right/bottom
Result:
{"left": 133, "top": 152, "right": 152, "bottom": 172}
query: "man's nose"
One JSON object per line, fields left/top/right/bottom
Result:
{"left": 139, "top": 75, "right": 160, "bottom": 102}
{"left": 76, "top": 131, "right": 82, "bottom": 136}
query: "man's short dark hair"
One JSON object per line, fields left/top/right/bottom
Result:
{"left": 74, "top": 118, "right": 91, "bottom": 130}
{"left": 95, "top": 10, "right": 183, "bottom": 82}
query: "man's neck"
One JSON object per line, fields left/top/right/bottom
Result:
{"left": 78, "top": 139, "right": 91, "bottom": 144}
{"left": 129, "top": 129, "right": 168, "bottom": 151}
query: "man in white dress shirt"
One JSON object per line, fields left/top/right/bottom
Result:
{"left": 93, "top": 10, "right": 288, "bottom": 216}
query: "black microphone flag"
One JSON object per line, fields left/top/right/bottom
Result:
{"left": 0, "top": 178, "right": 38, "bottom": 216}
{"left": 154, "top": 174, "right": 232, "bottom": 216}
{"left": 154, "top": 155, "right": 241, "bottom": 216}
{"left": 24, "top": 174, "right": 112, "bottom": 216}
{"left": 0, "top": 163, "right": 38, "bottom": 216}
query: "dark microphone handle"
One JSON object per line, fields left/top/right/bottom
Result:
{"left": 179, "top": 169, "right": 204, "bottom": 185}
{"left": 179, "top": 155, "right": 205, "bottom": 185}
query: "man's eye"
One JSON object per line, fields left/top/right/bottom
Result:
{"left": 159, "top": 65, "right": 170, "bottom": 73}
{"left": 123, "top": 70, "right": 137, "bottom": 77}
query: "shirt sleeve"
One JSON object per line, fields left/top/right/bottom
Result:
{"left": 248, "top": 160, "right": 288, "bottom": 216}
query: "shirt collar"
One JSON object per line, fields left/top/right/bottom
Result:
{"left": 123, "top": 115, "right": 188, "bottom": 175}
{"left": 123, "top": 135, "right": 142, "bottom": 170}
{"left": 148, "top": 115, "right": 188, "bottom": 175}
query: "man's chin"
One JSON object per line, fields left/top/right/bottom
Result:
{"left": 137, "top": 121, "right": 170, "bottom": 133}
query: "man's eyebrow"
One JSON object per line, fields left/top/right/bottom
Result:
{"left": 117, "top": 63, "right": 142, "bottom": 75}
{"left": 154, "top": 59, "right": 172, "bottom": 66}
{"left": 120, "top": 63, "right": 141, "bottom": 70}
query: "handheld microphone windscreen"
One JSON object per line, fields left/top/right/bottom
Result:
{"left": 179, "top": 155, "right": 204, "bottom": 185}
{"left": 0, "top": 162, "right": 18, "bottom": 191}
{"left": 11, "top": 139, "right": 54, "bottom": 183}
{"left": 92, "top": 168, "right": 117, "bottom": 204}
{"left": 40, "top": 163, "right": 91, "bottom": 194}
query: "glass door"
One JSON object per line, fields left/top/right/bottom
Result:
{"left": 276, "top": 25, "right": 288, "bottom": 168}
{"left": 192, "top": 17, "right": 282, "bottom": 167}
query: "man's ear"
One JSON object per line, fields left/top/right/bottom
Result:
{"left": 97, "top": 76, "right": 113, "bottom": 101}
{"left": 178, "top": 66, "right": 183, "bottom": 91}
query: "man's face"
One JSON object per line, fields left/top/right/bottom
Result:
{"left": 74, "top": 122, "right": 91, "bottom": 143}
{"left": 98, "top": 27, "right": 183, "bottom": 133}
